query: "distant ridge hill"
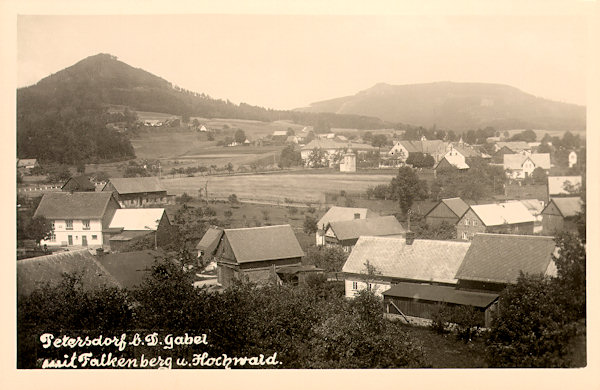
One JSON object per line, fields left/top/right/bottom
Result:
{"left": 298, "top": 82, "right": 586, "bottom": 131}
{"left": 18, "top": 53, "right": 388, "bottom": 129}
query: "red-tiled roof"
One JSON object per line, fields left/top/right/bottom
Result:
{"left": 224, "top": 225, "right": 304, "bottom": 263}
{"left": 33, "top": 192, "right": 117, "bottom": 220}
{"left": 383, "top": 282, "right": 499, "bottom": 308}
{"left": 455, "top": 233, "right": 557, "bottom": 285}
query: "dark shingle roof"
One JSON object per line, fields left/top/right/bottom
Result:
{"left": 17, "top": 249, "right": 120, "bottom": 296}
{"left": 33, "top": 192, "right": 117, "bottom": 219}
{"left": 196, "top": 228, "right": 224, "bottom": 255}
{"left": 455, "top": 234, "right": 557, "bottom": 285}
{"left": 62, "top": 175, "right": 96, "bottom": 191}
{"left": 224, "top": 225, "right": 304, "bottom": 263}
{"left": 106, "top": 177, "right": 166, "bottom": 194}
{"left": 383, "top": 282, "right": 499, "bottom": 308}
{"left": 327, "top": 216, "right": 405, "bottom": 241}
{"left": 96, "top": 250, "right": 162, "bottom": 289}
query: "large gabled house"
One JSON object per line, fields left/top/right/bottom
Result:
{"left": 541, "top": 197, "right": 583, "bottom": 234}
{"left": 424, "top": 197, "right": 469, "bottom": 227}
{"left": 388, "top": 140, "right": 448, "bottom": 163}
{"left": 102, "top": 177, "right": 173, "bottom": 208}
{"left": 456, "top": 202, "right": 535, "bottom": 240}
{"left": 455, "top": 233, "right": 557, "bottom": 293}
{"left": 106, "top": 208, "right": 171, "bottom": 251}
{"left": 316, "top": 206, "right": 375, "bottom": 246}
{"left": 323, "top": 216, "right": 406, "bottom": 251}
{"left": 215, "top": 225, "right": 305, "bottom": 288}
{"left": 341, "top": 235, "right": 471, "bottom": 298}
{"left": 503, "top": 153, "right": 551, "bottom": 180}
{"left": 33, "top": 192, "right": 120, "bottom": 248}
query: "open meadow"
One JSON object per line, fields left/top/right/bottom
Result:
{"left": 161, "top": 172, "right": 396, "bottom": 204}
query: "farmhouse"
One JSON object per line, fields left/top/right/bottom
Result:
{"left": 106, "top": 208, "right": 171, "bottom": 251}
{"left": 456, "top": 202, "right": 535, "bottom": 240}
{"left": 323, "top": 216, "right": 406, "bottom": 252}
{"left": 455, "top": 233, "right": 557, "bottom": 293}
{"left": 424, "top": 197, "right": 469, "bottom": 227}
{"left": 388, "top": 140, "right": 448, "bottom": 163}
{"left": 548, "top": 176, "right": 582, "bottom": 196}
{"left": 61, "top": 175, "right": 96, "bottom": 192}
{"left": 382, "top": 282, "right": 499, "bottom": 327}
{"left": 541, "top": 197, "right": 583, "bottom": 234}
{"left": 300, "top": 139, "right": 376, "bottom": 167}
{"left": 434, "top": 151, "right": 469, "bottom": 172}
{"left": 102, "top": 177, "right": 173, "bottom": 207}
{"left": 316, "top": 206, "right": 375, "bottom": 246}
{"left": 34, "top": 192, "right": 120, "bottom": 248}
{"left": 503, "top": 153, "right": 551, "bottom": 180}
{"left": 215, "top": 225, "right": 305, "bottom": 288}
{"left": 17, "top": 249, "right": 120, "bottom": 297}
{"left": 341, "top": 235, "right": 471, "bottom": 298}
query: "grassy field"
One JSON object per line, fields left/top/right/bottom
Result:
{"left": 161, "top": 172, "right": 396, "bottom": 204}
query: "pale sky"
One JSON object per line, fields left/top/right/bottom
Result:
{"left": 17, "top": 13, "right": 589, "bottom": 110}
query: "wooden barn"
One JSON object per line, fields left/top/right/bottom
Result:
{"left": 382, "top": 282, "right": 499, "bottom": 327}
{"left": 424, "top": 197, "right": 469, "bottom": 227}
{"left": 541, "top": 197, "right": 583, "bottom": 234}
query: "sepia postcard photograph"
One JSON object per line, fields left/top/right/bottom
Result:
{"left": 3, "top": 0, "right": 599, "bottom": 388}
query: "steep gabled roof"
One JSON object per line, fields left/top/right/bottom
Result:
{"left": 61, "top": 175, "right": 96, "bottom": 191}
{"left": 109, "top": 208, "right": 166, "bottom": 231}
{"left": 17, "top": 249, "right": 120, "bottom": 296}
{"left": 383, "top": 282, "right": 499, "bottom": 308}
{"left": 436, "top": 154, "right": 469, "bottom": 170}
{"left": 317, "top": 206, "right": 374, "bottom": 230}
{"left": 105, "top": 177, "right": 165, "bottom": 194}
{"left": 33, "top": 192, "right": 117, "bottom": 220}
{"left": 544, "top": 197, "right": 583, "bottom": 218}
{"left": 455, "top": 233, "right": 557, "bottom": 285}
{"left": 327, "top": 216, "right": 406, "bottom": 241}
{"left": 342, "top": 236, "right": 471, "bottom": 285}
{"left": 196, "top": 227, "right": 224, "bottom": 255}
{"left": 503, "top": 153, "right": 551, "bottom": 170}
{"left": 548, "top": 176, "right": 582, "bottom": 196}
{"left": 440, "top": 198, "right": 470, "bottom": 218}
{"left": 469, "top": 202, "right": 535, "bottom": 226}
{"left": 224, "top": 225, "right": 304, "bottom": 263}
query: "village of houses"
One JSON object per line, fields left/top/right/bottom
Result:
{"left": 16, "top": 130, "right": 585, "bottom": 334}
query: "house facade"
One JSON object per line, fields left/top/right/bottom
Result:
{"left": 215, "top": 225, "right": 305, "bottom": 288}
{"left": 33, "top": 192, "right": 120, "bottom": 248}
{"left": 503, "top": 153, "right": 551, "bottom": 180}
{"left": 102, "top": 177, "right": 173, "bottom": 208}
{"left": 316, "top": 206, "right": 374, "bottom": 246}
{"left": 424, "top": 197, "right": 469, "bottom": 227}
{"left": 456, "top": 202, "right": 535, "bottom": 240}
{"left": 388, "top": 140, "right": 448, "bottom": 163}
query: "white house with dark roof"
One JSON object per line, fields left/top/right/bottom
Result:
{"left": 215, "top": 225, "right": 305, "bottom": 288}
{"left": 341, "top": 235, "right": 471, "bottom": 298}
{"left": 316, "top": 206, "right": 376, "bottom": 246}
{"left": 33, "top": 192, "right": 120, "bottom": 248}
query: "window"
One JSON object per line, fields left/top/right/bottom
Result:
{"left": 352, "top": 281, "right": 358, "bottom": 290}
{"left": 473, "top": 220, "right": 477, "bottom": 226}
{"left": 66, "top": 220, "right": 73, "bottom": 230}
{"left": 50, "top": 221, "right": 56, "bottom": 242}
{"left": 91, "top": 235, "right": 98, "bottom": 240}
{"left": 462, "top": 232, "right": 467, "bottom": 240}
{"left": 464, "top": 219, "right": 469, "bottom": 225}
{"left": 368, "top": 283, "right": 373, "bottom": 290}
{"left": 82, "top": 220, "right": 90, "bottom": 230}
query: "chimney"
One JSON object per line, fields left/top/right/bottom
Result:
{"left": 354, "top": 213, "right": 361, "bottom": 219}
{"left": 405, "top": 231, "right": 416, "bottom": 245}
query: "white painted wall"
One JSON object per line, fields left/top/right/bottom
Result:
{"left": 344, "top": 278, "right": 391, "bottom": 298}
